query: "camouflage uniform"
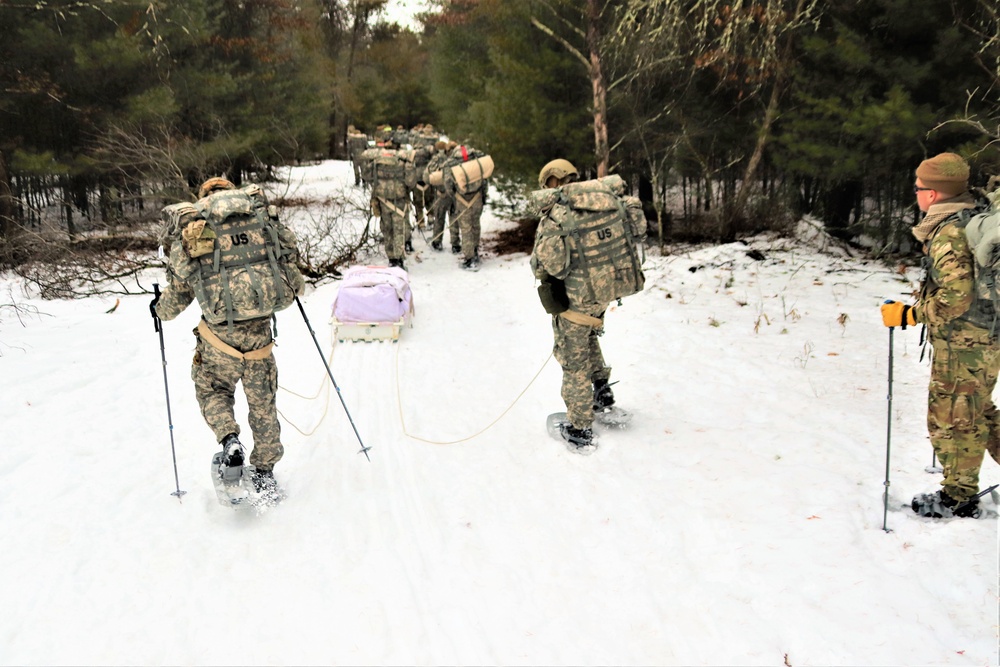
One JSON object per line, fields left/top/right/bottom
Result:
{"left": 347, "top": 130, "right": 369, "bottom": 187}
{"left": 530, "top": 179, "right": 646, "bottom": 430}
{"left": 425, "top": 149, "right": 457, "bottom": 250}
{"left": 912, "top": 192, "right": 1000, "bottom": 502}
{"left": 368, "top": 148, "right": 410, "bottom": 263}
{"left": 155, "top": 185, "right": 303, "bottom": 472}
{"left": 444, "top": 146, "right": 487, "bottom": 261}
{"left": 404, "top": 146, "right": 434, "bottom": 231}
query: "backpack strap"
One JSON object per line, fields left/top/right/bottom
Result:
{"left": 559, "top": 310, "right": 604, "bottom": 328}
{"left": 197, "top": 320, "right": 274, "bottom": 360}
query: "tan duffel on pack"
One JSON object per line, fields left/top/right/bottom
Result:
{"left": 450, "top": 154, "right": 494, "bottom": 194}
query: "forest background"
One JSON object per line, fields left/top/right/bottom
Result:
{"left": 1, "top": 0, "right": 999, "bottom": 288}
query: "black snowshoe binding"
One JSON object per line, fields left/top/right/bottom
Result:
{"left": 593, "top": 379, "right": 615, "bottom": 410}
{"left": 250, "top": 467, "right": 286, "bottom": 508}
{"left": 911, "top": 489, "right": 981, "bottom": 519}
{"left": 592, "top": 379, "right": 632, "bottom": 428}
{"left": 211, "top": 434, "right": 250, "bottom": 507}
{"left": 560, "top": 424, "right": 596, "bottom": 454}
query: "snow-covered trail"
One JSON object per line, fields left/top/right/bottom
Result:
{"left": 0, "top": 161, "right": 996, "bottom": 666}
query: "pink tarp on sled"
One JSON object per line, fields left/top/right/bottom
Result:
{"left": 331, "top": 265, "right": 413, "bottom": 341}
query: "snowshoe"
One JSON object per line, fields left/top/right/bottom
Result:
{"left": 546, "top": 412, "right": 598, "bottom": 455}
{"left": 593, "top": 405, "right": 633, "bottom": 428}
{"left": 211, "top": 451, "right": 250, "bottom": 508}
{"left": 910, "top": 489, "right": 981, "bottom": 519}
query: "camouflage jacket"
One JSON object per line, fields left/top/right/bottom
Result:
{"left": 915, "top": 194, "right": 989, "bottom": 344}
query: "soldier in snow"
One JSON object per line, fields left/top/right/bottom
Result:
{"left": 881, "top": 152, "right": 1000, "bottom": 518}
{"left": 151, "top": 177, "right": 305, "bottom": 500}
{"left": 530, "top": 159, "right": 646, "bottom": 453}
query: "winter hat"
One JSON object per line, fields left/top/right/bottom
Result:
{"left": 915, "top": 153, "right": 969, "bottom": 196}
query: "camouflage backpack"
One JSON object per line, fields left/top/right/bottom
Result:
{"left": 160, "top": 184, "right": 304, "bottom": 330}
{"left": 953, "top": 178, "right": 1000, "bottom": 336}
{"left": 531, "top": 175, "right": 645, "bottom": 308}
{"left": 368, "top": 149, "right": 409, "bottom": 200}
{"left": 402, "top": 147, "right": 433, "bottom": 190}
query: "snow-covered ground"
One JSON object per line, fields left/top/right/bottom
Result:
{"left": 1, "top": 161, "right": 997, "bottom": 666}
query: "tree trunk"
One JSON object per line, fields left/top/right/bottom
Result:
{"left": 586, "top": 0, "right": 609, "bottom": 177}
{"left": 0, "top": 149, "right": 15, "bottom": 240}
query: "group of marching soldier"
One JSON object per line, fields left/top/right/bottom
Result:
{"left": 347, "top": 123, "right": 488, "bottom": 272}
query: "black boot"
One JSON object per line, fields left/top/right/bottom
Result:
{"left": 405, "top": 240, "right": 414, "bottom": 253}
{"left": 911, "top": 489, "right": 981, "bottom": 519}
{"left": 559, "top": 423, "right": 596, "bottom": 453}
{"left": 251, "top": 467, "right": 277, "bottom": 494}
{"left": 432, "top": 240, "right": 443, "bottom": 251}
{"left": 221, "top": 433, "right": 244, "bottom": 468}
{"left": 388, "top": 257, "right": 405, "bottom": 270}
{"left": 593, "top": 378, "right": 616, "bottom": 411}
{"left": 461, "top": 254, "right": 481, "bottom": 271}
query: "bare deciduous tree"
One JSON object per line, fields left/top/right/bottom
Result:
{"left": 612, "top": 0, "right": 823, "bottom": 234}
{"left": 531, "top": 0, "right": 612, "bottom": 176}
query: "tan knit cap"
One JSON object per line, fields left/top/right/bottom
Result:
{"left": 915, "top": 152, "right": 969, "bottom": 196}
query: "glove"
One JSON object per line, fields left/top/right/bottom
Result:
{"left": 537, "top": 276, "right": 569, "bottom": 315}
{"left": 881, "top": 300, "right": 917, "bottom": 329}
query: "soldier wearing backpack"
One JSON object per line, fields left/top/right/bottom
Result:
{"left": 530, "top": 159, "right": 646, "bottom": 452}
{"left": 443, "top": 144, "right": 493, "bottom": 270}
{"left": 425, "top": 141, "right": 458, "bottom": 253}
{"left": 880, "top": 152, "right": 1000, "bottom": 519}
{"left": 367, "top": 139, "right": 412, "bottom": 269}
{"left": 151, "top": 177, "right": 305, "bottom": 501}
{"left": 347, "top": 125, "right": 370, "bottom": 187}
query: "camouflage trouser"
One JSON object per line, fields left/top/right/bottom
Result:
{"left": 411, "top": 184, "right": 433, "bottom": 229}
{"left": 351, "top": 158, "right": 362, "bottom": 186}
{"left": 191, "top": 318, "right": 284, "bottom": 470}
{"left": 552, "top": 308, "right": 612, "bottom": 429}
{"left": 429, "top": 189, "right": 454, "bottom": 248}
{"left": 452, "top": 190, "right": 483, "bottom": 259}
{"left": 376, "top": 197, "right": 409, "bottom": 261}
{"left": 927, "top": 336, "right": 1000, "bottom": 501}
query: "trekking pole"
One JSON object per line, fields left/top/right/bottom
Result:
{"left": 152, "top": 283, "right": 186, "bottom": 500}
{"left": 295, "top": 296, "right": 372, "bottom": 461}
{"left": 926, "top": 450, "right": 943, "bottom": 474}
{"left": 882, "top": 326, "right": 894, "bottom": 532}
{"left": 953, "top": 483, "right": 1000, "bottom": 516}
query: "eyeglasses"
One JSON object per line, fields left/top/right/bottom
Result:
{"left": 914, "top": 186, "right": 933, "bottom": 193}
